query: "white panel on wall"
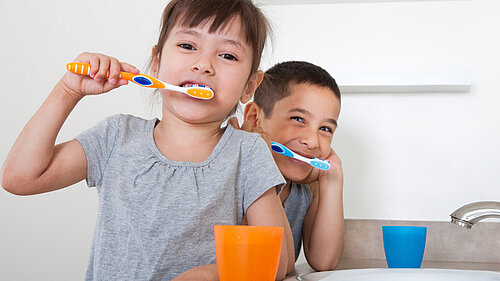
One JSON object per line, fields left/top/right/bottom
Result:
{"left": 336, "top": 71, "right": 471, "bottom": 93}
{"left": 256, "top": 0, "right": 467, "bottom": 4}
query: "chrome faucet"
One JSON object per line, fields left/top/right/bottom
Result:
{"left": 450, "top": 201, "right": 500, "bottom": 229}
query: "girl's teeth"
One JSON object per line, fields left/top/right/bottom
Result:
{"left": 183, "top": 84, "right": 205, "bottom": 88}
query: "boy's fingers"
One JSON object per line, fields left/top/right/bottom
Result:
{"left": 259, "top": 131, "right": 272, "bottom": 147}
{"left": 253, "top": 126, "right": 263, "bottom": 134}
{"left": 227, "top": 117, "right": 240, "bottom": 129}
{"left": 240, "top": 120, "right": 253, "bottom": 132}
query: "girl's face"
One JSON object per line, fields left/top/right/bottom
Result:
{"left": 153, "top": 17, "right": 258, "bottom": 124}
{"left": 259, "top": 83, "right": 341, "bottom": 182}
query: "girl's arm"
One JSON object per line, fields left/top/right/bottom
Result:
{"left": 246, "top": 188, "right": 294, "bottom": 280}
{"left": 277, "top": 191, "right": 296, "bottom": 274}
{"left": 1, "top": 53, "right": 138, "bottom": 195}
{"left": 301, "top": 149, "right": 344, "bottom": 271}
{"left": 228, "top": 118, "right": 295, "bottom": 278}
{"left": 172, "top": 264, "right": 219, "bottom": 281}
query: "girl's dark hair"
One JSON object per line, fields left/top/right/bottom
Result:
{"left": 150, "top": 0, "right": 269, "bottom": 75}
{"left": 254, "top": 61, "right": 341, "bottom": 117}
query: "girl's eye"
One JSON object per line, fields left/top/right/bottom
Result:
{"left": 179, "top": 43, "right": 195, "bottom": 50}
{"left": 291, "top": 116, "right": 304, "bottom": 123}
{"left": 320, "top": 126, "right": 333, "bottom": 133}
{"left": 220, "top": 53, "right": 237, "bottom": 61}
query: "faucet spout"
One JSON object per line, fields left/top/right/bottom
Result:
{"left": 450, "top": 201, "right": 500, "bottom": 229}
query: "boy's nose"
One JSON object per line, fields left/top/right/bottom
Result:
{"left": 299, "top": 129, "right": 319, "bottom": 149}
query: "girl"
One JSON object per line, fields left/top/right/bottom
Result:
{"left": 1, "top": 0, "right": 293, "bottom": 280}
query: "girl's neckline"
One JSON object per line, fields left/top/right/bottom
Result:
{"left": 147, "top": 118, "right": 235, "bottom": 167}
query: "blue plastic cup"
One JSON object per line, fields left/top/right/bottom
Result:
{"left": 382, "top": 226, "right": 427, "bottom": 268}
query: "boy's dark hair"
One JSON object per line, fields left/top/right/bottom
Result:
{"left": 152, "top": 0, "right": 269, "bottom": 75}
{"left": 254, "top": 61, "right": 341, "bottom": 117}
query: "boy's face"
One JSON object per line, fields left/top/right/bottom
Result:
{"left": 259, "top": 83, "right": 341, "bottom": 182}
{"left": 153, "top": 17, "right": 259, "bottom": 124}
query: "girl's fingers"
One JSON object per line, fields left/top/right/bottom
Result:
{"left": 108, "top": 58, "right": 121, "bottom": 84}
{"left": 88, "top": 54, "right": 100, "bottom": 79}
{"left": 120, "top": 62, "right": 140, "bottom": 74}
{"left": 95, "top": 55, "right": 110, "bottom": 82}
{"left": 70, "top": 52, "right": 134, "bottom": 93}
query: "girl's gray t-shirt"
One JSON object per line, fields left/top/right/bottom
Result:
{"left": 76, "top": 114, "right": 285, "bottom": 281}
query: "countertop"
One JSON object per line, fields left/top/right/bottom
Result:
{"left": 283, "top": 259, "right": 500, "bottom": 281}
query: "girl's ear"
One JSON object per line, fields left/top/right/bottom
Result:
{"left": 150, "top": 45, "right": 159, "bottom": 77}
{"left": 244, "top": 102, "right": 263, "bottom": 128}
{"left": 240, "top": 70, "right": 264, "bottom": 104}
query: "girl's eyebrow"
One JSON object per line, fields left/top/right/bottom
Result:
{"left": 288, "top": 108, "right": 338, "bottom": 126}
{"left": 222, "top": 39, "right": 243, "bottom": 50}
{"left": 175, "top": 29, "right": 200, "bottom": 37}
{"left": 175, "top": 29, "right": 244, "bottom": 50}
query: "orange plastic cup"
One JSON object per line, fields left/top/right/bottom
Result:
{"left": 214, "top": 225, "right": 284, "bottom": 281}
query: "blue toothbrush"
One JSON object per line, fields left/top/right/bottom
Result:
{"left": 270, "top": 142, "right": 331, "bottom": 170}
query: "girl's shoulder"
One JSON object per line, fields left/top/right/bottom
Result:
{"left": 100, "top": 113, "right": 156, "bottom": 133}
{"left": 225, "top": 123, "right": 264, "bottom": 150}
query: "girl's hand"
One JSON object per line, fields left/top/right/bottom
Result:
{"left": 297, "top": 148, "right": 343, "bottom": 185}
{"left": 62, "top": 52, "right": 140, "bottom": 99}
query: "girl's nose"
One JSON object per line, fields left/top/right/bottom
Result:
{"left": 191, "top": 58, "right": 215, "bottom": 75}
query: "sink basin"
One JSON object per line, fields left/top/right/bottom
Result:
{"left": 296, "top": 268, "right": 500, "bottom": 281}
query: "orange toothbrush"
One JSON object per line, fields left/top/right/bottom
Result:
{"left": 66, "top": 62, "right": 214, "bottom": 100}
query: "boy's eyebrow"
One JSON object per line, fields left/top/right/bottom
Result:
{"left": 288, "top": 108, "right": 338, "bottom": 127}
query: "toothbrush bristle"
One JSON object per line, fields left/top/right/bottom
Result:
{"left": 186, "top": 87, "right": 214, "bottom": 100}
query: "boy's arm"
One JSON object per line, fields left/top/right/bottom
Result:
{"left": 1, "top": 53, "right": 138, "bottom": 195}
{"left": 301, "top": 149, "right": 344, "bottom": 271}
{"left": 246, "top": 188, "right": 293, "bottom": 280}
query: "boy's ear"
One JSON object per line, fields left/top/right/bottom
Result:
{"left": 240, "top": 70, "right": 264, "bottom": 104}
{"left": 244, "top": 102, "right": 262, "bottom": 128}
{"left": 150, "top": 45, "right": 159, "bottom": 77}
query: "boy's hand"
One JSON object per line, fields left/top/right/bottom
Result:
{"left": 227, "top": 117, "right": 271, "bottom": 147}
{"left": 297, "top": 148, "right": 342, "bottom": 185}
{"left": 62, "top": 52, "right": 140, "bottom": 100}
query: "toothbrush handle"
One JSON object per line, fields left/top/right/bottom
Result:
{"left": 66, "top": 62, "right": 165, "bottom": 88}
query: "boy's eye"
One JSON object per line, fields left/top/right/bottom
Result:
{"left": 220, "top": 53, "right": 237, "bottom": 61}
{"left": 320, "top": 126, "right": 333, "bottom": 133}
{"left": 291, "top": 116, "right": 304, "bottom": 123}
{"left": 178, "top": 43, "right": 195, "bottom": 50}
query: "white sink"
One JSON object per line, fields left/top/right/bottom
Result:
{"left": 296, "top": 268, "right": 500, "bottom": 281}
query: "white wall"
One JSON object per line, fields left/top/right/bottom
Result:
{"left": 1, "top": 0, "right": 499, "bottom": 280}
{"left": 258, "top": 0, "right": 500, "bottom": 221}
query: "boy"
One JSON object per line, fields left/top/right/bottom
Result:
{"left": 231, "top": 61, "right": 344, "bottom": 271}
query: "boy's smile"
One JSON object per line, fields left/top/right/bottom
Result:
{"left": 259, "top": 83, "right": 341, "bottom": 182}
